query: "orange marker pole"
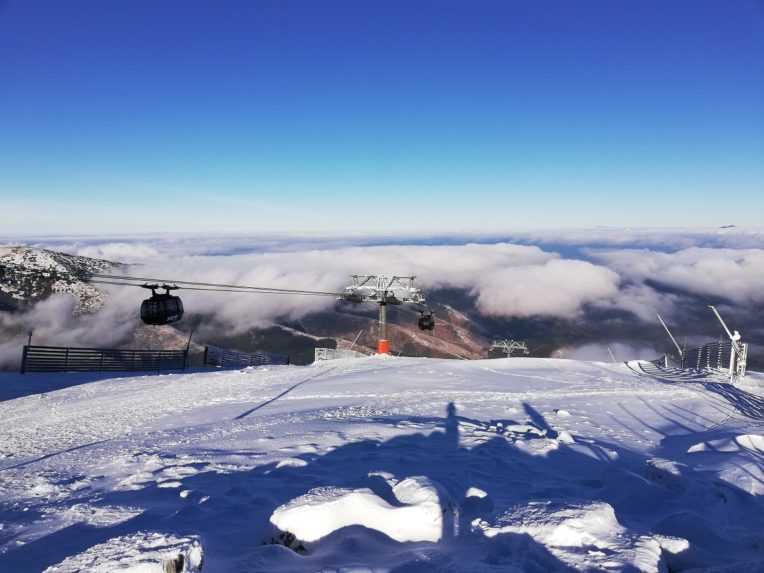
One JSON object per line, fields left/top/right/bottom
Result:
{"left": 377, "top": 302, "right": 390, "bottom": 354}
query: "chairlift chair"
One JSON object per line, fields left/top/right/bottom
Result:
{"left": 140, "top": 284, "right": 184, "bottom": 325}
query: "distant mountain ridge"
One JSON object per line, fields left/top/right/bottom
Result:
{"left": 0, "top": 246, "right": 119, "bottom": 313}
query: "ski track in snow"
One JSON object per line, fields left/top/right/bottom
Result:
{"left": 0, "top": 356, "right": 763, "bottom": 572}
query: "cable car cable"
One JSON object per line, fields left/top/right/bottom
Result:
{"left": 0, "top": 264, "right": 343, "bottom": 298}
{"left": 88, "top": 272, "right": 343, "bottom": 297}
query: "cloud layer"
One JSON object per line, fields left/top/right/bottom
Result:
{"left": 0, "top": 296, "right": 137, "bottom": 370}
{"left": 118, "top": 243, "right": 630, "bottom": 329}
{"left": 2, "top": 229, "right": 764, "bottom": 368}
{"left": 589, "top": 247, "right": 764, "bottom": 306}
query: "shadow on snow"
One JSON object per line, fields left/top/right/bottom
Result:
{"left": 2, "top": 401, "right": 764, "bottom": 572}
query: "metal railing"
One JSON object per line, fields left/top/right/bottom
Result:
{"left": 20, "top": 345, "right": 188, "bottom": 374}
{"left": 683, "top": 340, "right": 732, "bottom": 371}
{"left": 203, "top": 345, "right": 289, "bottom": 368}
{"left": 314, "top": 348, "right": 367, "bottom": 362}
{"left": 648, "top": 339, "right": 749, "bottom": 381}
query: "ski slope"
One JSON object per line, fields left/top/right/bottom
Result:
{"left": 1, "top": 357, "right": 763, "bottom": 572}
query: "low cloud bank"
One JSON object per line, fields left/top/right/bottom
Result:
{"left": 0, "top": 296, "right": 137, "bottom": 370}
{"left": 552, "top": 343, "right": 659, "bottom": 362}
{"left": 75, "top": 242, "right": 160, "bottom": 263}
{"left": 589, "top": 247, "right": 764, "bottom": 306}
{"left": 126, "top": 243, "right": 629, "bottom": 330}
{"left": 6, "top": 226, "right": 764, "bottom": 261}
{"left": 2, "top": 231, "right": 763, "bottom": 369}
{"left": 473, "top": 259, "right": 619, "bottom": 317}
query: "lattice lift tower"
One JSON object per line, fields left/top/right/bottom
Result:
{"left": 489, "top": 339, "right": 530, "bottom": 357}
{"left": 340, "top": 275, "right": 426, "bottom": 354}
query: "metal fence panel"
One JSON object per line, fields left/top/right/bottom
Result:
{"left": 21, "top": 345, "right": 188, "bottom": 374}
{"left": 314, "top": 348, "right": 366, "bottom": 361}
{"left": 682, "top": 340, "right": 732, "bottom": 371}
{"left": 203, "top": 345, "right": 289, "bottom": 368}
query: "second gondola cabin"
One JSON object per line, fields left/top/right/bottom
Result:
{"left": 418, "top": 311, "right": 435, "bottom": 331}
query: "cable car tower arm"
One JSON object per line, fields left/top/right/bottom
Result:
{"left": 339, "top": 275, "right": 427, "bottom": 354}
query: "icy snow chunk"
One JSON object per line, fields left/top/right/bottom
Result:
{"left": 554, "top": 409, "right": 572, "bottom": 417}
{"left": 474, "top": 501, "right": 677, "bottom": 572}
{"left": 541, "top": 503, "right": 621, "bottom": 548}
{"left": 687, "top": 434, "right": 764, "bottom": 454}
{"left": 475, "top": 501, "right": 624, "bottom": 548}
{"left": 270, "top": 476, "right": 445, "bottom": 543}
{"left": 56, "top": 504, "right": 143, "bottom": 528}
{"left": 556, "top": 430, "right": 575, "bottom": 444}
{"left": 646, "top": 457, "right": 683, "bottom": 477}
{"left": 276, "top": 457, "right": 308, "bottom": 469}
{"left": 503, "top": 423, "right": 546, "bottom": 437}
{"left": 392, "top": 476, "right": 440, "bottom": 506}
{"left": 157, "top": 480, "right": 182, "bottom": 488}
{"left": 368, "top": 470, "right": 397, "bottom": 485}
{"left": 42, "top": 531, "right": 203, "bottom": 573}
{"left": 465, "top": 487, "right": 488, "bottom": 499}
{"left": 646, "top": 458, "right": 687, "bottom": 490}
{"left": 655, "top": 534, "right": 690, "bottom": 555}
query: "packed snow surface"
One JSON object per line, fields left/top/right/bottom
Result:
{"left": 1, "top": 356, "right": 763, "bottom": 572}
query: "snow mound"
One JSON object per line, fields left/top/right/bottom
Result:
{"left": 481, "top": 501, "right": 624, "bottom": 549}
{"left": 474, "top": 501, "right": 683, "bottom": 573}
{"left": 42, "top": 532, "right": 203, "bottom": 573}
{"left": 270, "top": 476, "right": 445, "bottom": 543}
{"left": 465, "top": 486, "right": 488, "bottom": 499}
{"left": 276, "top": 457, "right": 308, "bottom": 469}
{"left": 687, "top": 434, "right": 764, "bottom": 454}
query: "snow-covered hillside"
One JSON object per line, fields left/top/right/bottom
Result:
{"left": 0, "top": 246, "right": 117, "bottom": 313}
{"left": 1, "top": 357, "right": 763, "bottom": 572}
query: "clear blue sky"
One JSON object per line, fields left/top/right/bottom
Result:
{"left": 1, "top": 1, "right": 762, "bottom": 234}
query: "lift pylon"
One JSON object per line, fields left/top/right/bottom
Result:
{"left": 340, "top": 275, "right": 426, "bottom": 354}
{"left": 489, "top": 339, "right": 530, "bottom": 358}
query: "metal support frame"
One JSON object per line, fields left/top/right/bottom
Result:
{"left": 708, "top": 305, "right": 746, "bottom": 382}
{"left": 490, "top": 339, "right": 530, "bottom": 358}
{"left": 340, "top": 275, "right": 426, "bottom": 354}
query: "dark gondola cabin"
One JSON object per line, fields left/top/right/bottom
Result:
{"left": 418, "top": 311, "right": 435, "bottom": 331}
{"left": 140, "top": 284, "right": 184, "bottom": 325}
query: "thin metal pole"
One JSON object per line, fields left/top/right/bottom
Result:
{"left": 20, "top": 345, "right": 28, "bottom": 374}
{"left": 348, "top": 330, "right": 363, "bottom": 352}
{"left": 709, "top": 306, "right": 741, "bottom": 353}
{"left": 657, "top": 313, "right": 683, "bottom": 359}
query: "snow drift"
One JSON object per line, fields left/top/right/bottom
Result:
{"left": 1, "top": 356, "right": 763, "bottom": 572}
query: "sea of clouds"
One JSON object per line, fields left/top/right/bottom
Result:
{"left": 1, "top": 227, "right": 762, "bottom": 368}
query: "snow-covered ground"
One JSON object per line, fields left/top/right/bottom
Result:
{"left": 1, "top": 357, "right": 763, "bottom": 572}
